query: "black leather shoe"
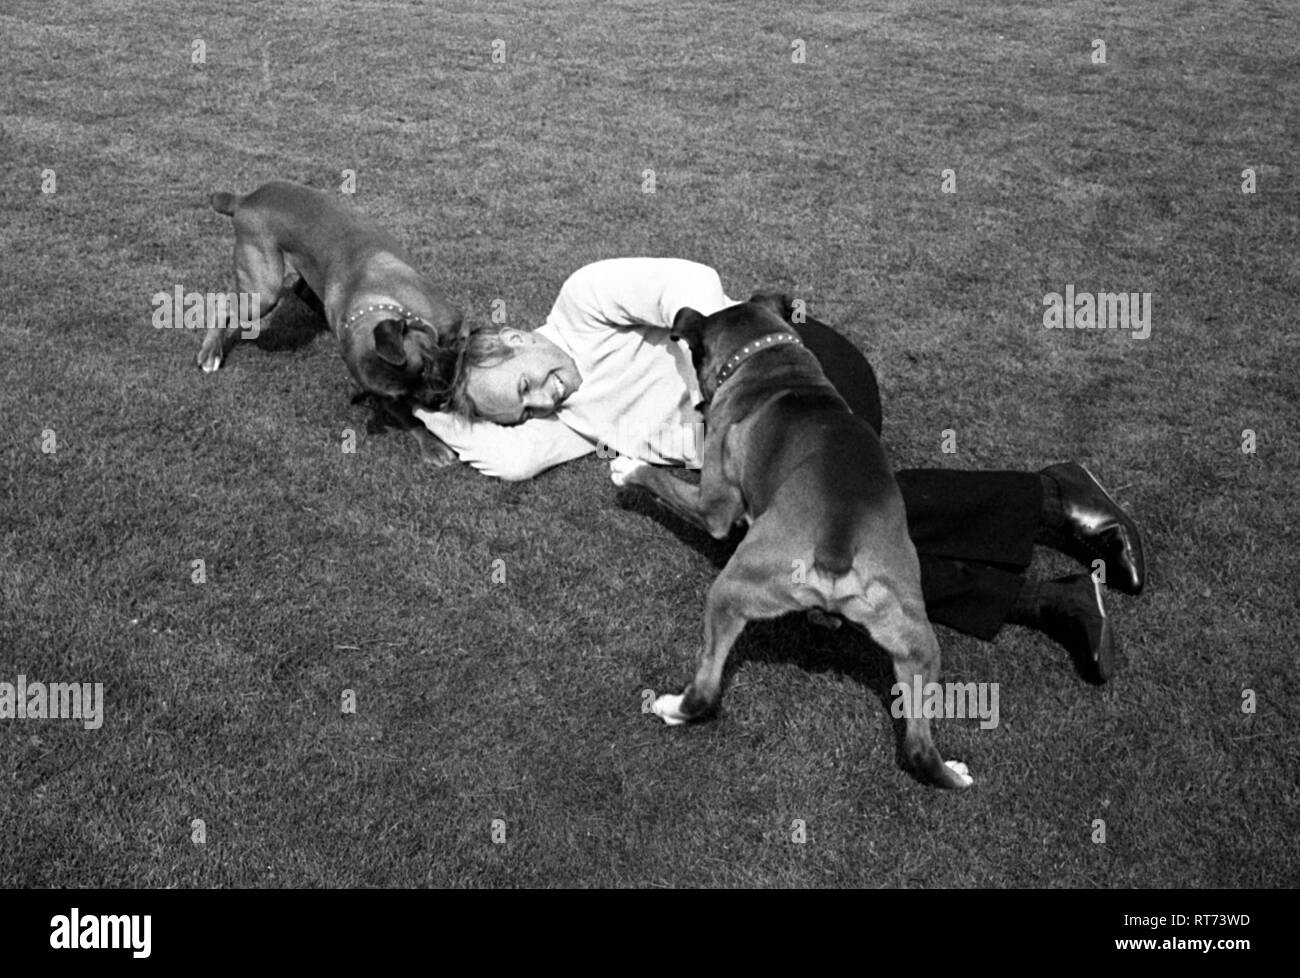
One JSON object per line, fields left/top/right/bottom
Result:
{"left": 1039, "top": 574, "right": 1117, "bottom": 682}
{"left": 1041, "top": 462, "right": 1146, "bottom": 595}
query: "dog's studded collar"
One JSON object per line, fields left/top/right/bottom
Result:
{"left": 340, "top": 302, "right": 436, "bottom": 333}
{"left": 713, "top": 331, "right": 804, "bottom": 389}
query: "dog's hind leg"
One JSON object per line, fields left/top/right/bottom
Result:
{"left": 198, "top": 237, "right": 288, "bottom": 373}
{"left": 652, "top": 533, "right": 796, "bottom": 725}
{"left": 839, "top": 580, "right": 974, "bottom": 789}
{"left": 652, "top": 574, "right": 750, "bottom": 725}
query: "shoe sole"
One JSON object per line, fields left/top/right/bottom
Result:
{"left": 1089, "top": 575, "right": 1116, "bottom": 681}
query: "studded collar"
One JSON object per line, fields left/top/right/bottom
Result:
{"left": 339, "top": 302, "right": 436, "bottom": 334}
{"left": 713, "top": 331, "right": 804, "bottom": 390}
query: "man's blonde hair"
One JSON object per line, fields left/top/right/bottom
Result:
{"left": 447, "top": 324, "right": 524, "bottom": 420}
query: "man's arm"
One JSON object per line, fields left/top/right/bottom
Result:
{"left": 413, "top": 409, "right": 595, "bottom": 481}
{"left": 547, "top": 258, "right": 737, "bottom": 335}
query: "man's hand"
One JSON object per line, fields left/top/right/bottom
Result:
{"left": 412, "top": 405, "right": 597, "bottom": 482}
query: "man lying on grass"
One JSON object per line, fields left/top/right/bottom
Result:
{"left": 416, "top": 258, "right": 1146, "bottom": 679}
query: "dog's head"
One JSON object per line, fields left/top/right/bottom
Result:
{"left": 344, "top": 310, "right": 467, "bottom": 409}
{"left": 670, "top": 292, "right": 797, "bottom": 404}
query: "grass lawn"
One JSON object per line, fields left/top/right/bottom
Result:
{"left": 1, "top": 0, "right": 1297, "bottom": 887}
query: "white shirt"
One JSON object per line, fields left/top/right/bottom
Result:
{"left": 415, "top": 258, "right": 738, "bottom": 481}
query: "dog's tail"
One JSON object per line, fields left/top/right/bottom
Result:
{"left": 209, "top": 191, "right": 240, "bottom": 216}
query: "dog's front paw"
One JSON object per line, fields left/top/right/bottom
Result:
{"left": 610, "top": 455, "right": 648, "bottom": 487}
{"left": 197, "top": 334, "right": 224, "bottom": 373}
{"left": 422, "top": 445, "right": 458, "bottom": 466}
{"left": 651, "top": 693, "right": 689, "bottom": 725}
{"left": 414, "top": 430, "right": 459, "bottom": 467}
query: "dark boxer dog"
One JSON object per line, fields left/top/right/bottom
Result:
{"left": 610, "top": 294, "right": 973, "bottom": 789}
{"left": 200, "top": 181, "right": 464, "bottom": 462}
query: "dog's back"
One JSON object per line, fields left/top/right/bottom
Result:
{"left": 721, "top": 362, "right": 904, "bottom": 566}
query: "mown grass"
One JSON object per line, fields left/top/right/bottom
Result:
{"left": 1, "top": 0, "right": 1297, "bottom": 887}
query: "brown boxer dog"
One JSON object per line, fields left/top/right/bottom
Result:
{"left": 610, "top": 294, "right": 973, "bottom": 789}
{"left": 200, "top": 181, "right": 464, "bottom": 463}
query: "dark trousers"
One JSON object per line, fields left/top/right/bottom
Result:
{"left": 790, "top": 317, "right": 1038, "bottom": 640}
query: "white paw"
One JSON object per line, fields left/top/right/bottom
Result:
{"left": 198, "top": 352, "right": 221, "bottom": 373}
{"left": 652, "top": 693, "right": 688, "bottom": 725}
{"left": 610, "top": 455, "right": 647, "bottom": 487}
{"left": 945, "top": 760, "right": 974, "bottom": 787}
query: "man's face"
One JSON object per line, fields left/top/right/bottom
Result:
{"left": 464, "top": 329, "right": 583, "bottom": 424}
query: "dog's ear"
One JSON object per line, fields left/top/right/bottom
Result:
{"left": 748, "top": 291, "right": 793, "bottom": 322}
{"left": 670, "top": 307, "right": 706, "bottom": 347}
{"left": 373, "top": 318, "right": 408, "bottom": 366}
{"left": 413, "top": 342, "right": 460, "bottom": 408}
